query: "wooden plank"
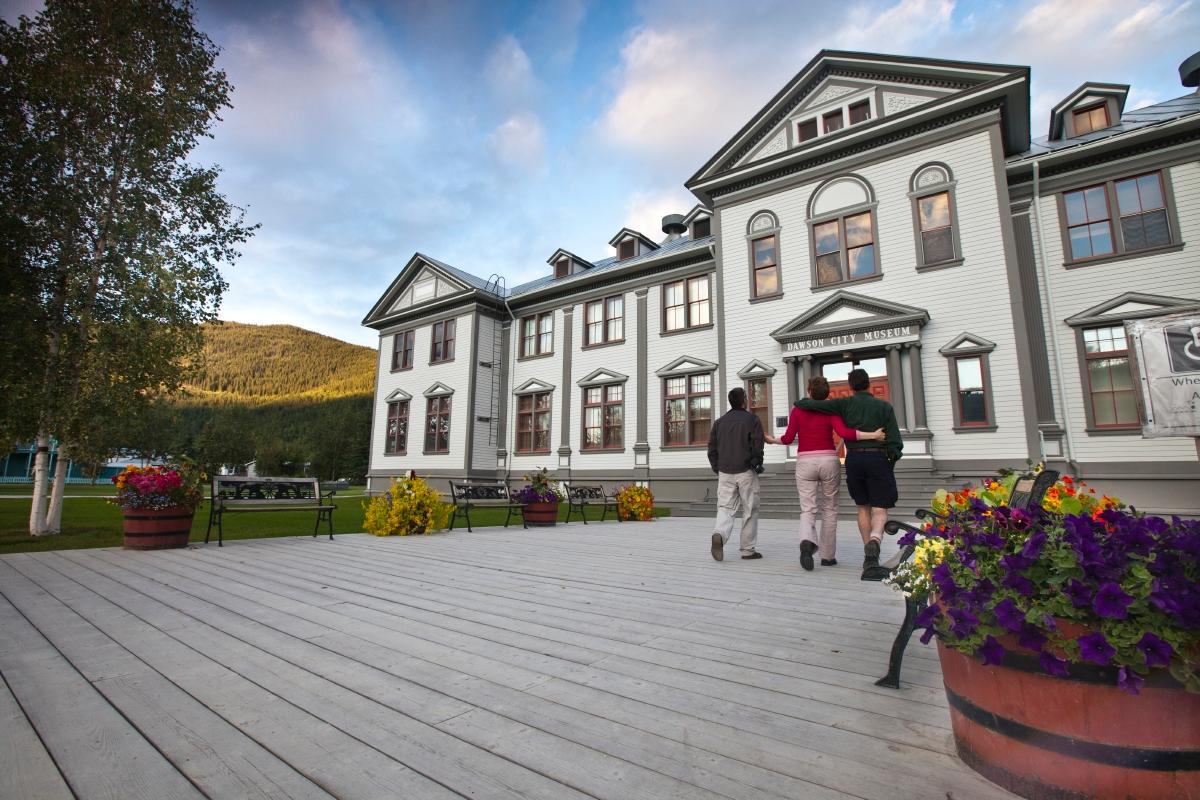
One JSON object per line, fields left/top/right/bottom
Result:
{"left": 0, "top": 669, "right": 73, "bottom": 800}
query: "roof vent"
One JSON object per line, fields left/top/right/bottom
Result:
{"left": 661, "top": 214, "right": 687, "bottom": 241}
{"left": 1181, "top": 51, "right": 1200, "bottom": 90}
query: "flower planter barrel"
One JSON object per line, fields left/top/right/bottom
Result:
{"left": 522, "top": 500, "right": 558, "bottom": 527}
{"left": 122, "top": 506, "right": 195, "bottom": 550}
{"left": 937, "top": 641, "right": 1200, "bottom": 800}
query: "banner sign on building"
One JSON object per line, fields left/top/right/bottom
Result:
{"left": 1127, "top": 311, "right": 1200, "bottom": 438}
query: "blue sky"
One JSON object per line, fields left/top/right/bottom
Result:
{"left": 4, "top": 0, "right": 1198, "bottom": 346}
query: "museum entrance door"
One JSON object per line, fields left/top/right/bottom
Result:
{"left": 818, "top": 354, "right": 888, "bottom": 458}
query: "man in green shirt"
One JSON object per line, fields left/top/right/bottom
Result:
{"left": 796, "top": 368, "right": 902, "bottom": 569}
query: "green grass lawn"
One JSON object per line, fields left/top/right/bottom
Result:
{"left": 0, "top": 486, "right": 667, "bottom": 554}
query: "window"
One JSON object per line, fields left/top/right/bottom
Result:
{"left": 1062, "top": 171, "right": 1177, "bottom": 264}
{"left": 516, "top": 392, "right": 552, "bottom": 453}
{"left": 1073, "top": 104, "right": 1109, "bottom": 136}
{"left": 520, "top": 312, "right": 553, "bottom": 358}
{"left": 1064, "top": 184, "right": 1114, "bottom": 260}
{"left": 618, "top": 239, "right": 636, "bottom": 260}
{"left": 385, "top": 400, "right": 408, "bottom": 454}
{"left": 585, "top": 295, "right": 624, "bottom": 346}
{"left": 1083, "top": 326, "right": 1139, "bottom": 429}
{"left": 555, "top": 258, "right": 569, "bottom": 278}
{"left": 424, "top": 396, "right": 451, "bottom": 453}
{"left": 664, "top": 373, "right": 712, "bottom": 446}
{"left": 430, "top": 319, "right": 456, "bottom": 363}
{"left": 797, "top": 118, "right": 818, "bottom": 143}
{"left": 582, "top": 384, "right": 624, "bottom": 449}
{"left": 746, "top": 378, "right": 770, "bottom": 432}
{"left": 664, "top": 275, "right": 711, "bottom": 332}
{"left": 691, "top": 217, "right": 711, "bottom": 238}
{"left": 952, "top": 357, "right": 989, "bottom": 427}
{"left": 848, "top": 100, "right": 871, "bottom": 125}
{"left": 813, "top": 211, "right": 876, "bottom": 286}
{"left": 822, "top": 110, "right": 844, "bottom": 134}
{"left": 751, "top": 235, "right": 780, "bottom": 297}
{"left": 391, "top": 330, "right": 414, "bottom": 371}
{"left": 1115, "top": 173, "right": 1169, "bottom": 252}
{"left": 917, "top": 191, "right": 954, "bottom": 265}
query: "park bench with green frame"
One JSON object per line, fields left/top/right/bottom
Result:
{"left": 205, "top": 476, "right": 337, "bottom": 547}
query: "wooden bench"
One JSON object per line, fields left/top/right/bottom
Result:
{"left": 448, "top": 481, "right": 524, "bottom": 533}
{"left": 205, "top": 476, "right": 337, "bottom": 547}
{"left": 563, "top": 483, "right": 620, "bottom": 524}
{"left": 867, "top": 469, "right": 1059, "bottom": 689}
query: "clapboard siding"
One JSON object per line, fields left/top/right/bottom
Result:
{"left": 509, "top": 307, "right": 566, "bottom": 474}
{"left": 571, "top": 295, "right": 640, "bottom": 471}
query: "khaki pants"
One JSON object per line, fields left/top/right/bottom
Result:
{"left": 713, "top": 470, "right": 760, "bottom": 555}
{"left": 794, "top": 453, "right": 841, "bottom": 561}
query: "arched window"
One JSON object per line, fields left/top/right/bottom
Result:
{"left": 746, "top": 211, "right": 781, "bottom": 300}
{"left": 806, "top": 175, "right": 879, "bottom": 289}
{"left": 909, "top": 163, "right": 963, "bottom": 269}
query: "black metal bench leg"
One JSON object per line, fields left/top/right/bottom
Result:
{"left": 205, "top": 505, "right": 213, "bottom": 544}
{"left": 580, "top": 503, "right": 588, "bottom": 524}
{"left": 313, "top": 513, "right": 320, "bottom": 537}
{"left": 327, "top": 509, "right": 334, "bottom": 540}
{"left": 465, "top": 505, "right": 473, "bottom": 533}
{"left": 876, "top": 597, "right": 925, "bottom": 689}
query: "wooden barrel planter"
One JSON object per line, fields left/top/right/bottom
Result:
{"left": 937, "top": 640, "right": 1200, "bottom": 800}
{"left": 521, "top": 500, "right": 558, "bottom": 527}
{"left": 122, "top": 506, "right": 196, "bottom": 550}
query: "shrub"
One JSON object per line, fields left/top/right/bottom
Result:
{"left": 616, "top": 484, "right": 654, "bottom": 521}
{"left": 362, "top": 475, "right": 451, "bottom": 536}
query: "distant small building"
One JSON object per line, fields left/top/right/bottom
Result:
{"left": 0, "top": 442, "right": 140, "bottom": 484}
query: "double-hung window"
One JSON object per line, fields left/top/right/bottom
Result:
{"left": 1072, "top": 104, "right": 1109, "bottom": 135}
{"left": 424, "top": 396, "right": 451, "bottom": 453}
{"left": 385, "top": 400, "right": 408, "bottom": 454}
{"left": 582, "top": 384, "right": 624, "bottom": 450}
{"left": 1082, "top": 326, "right": 1139, "bottom": 429}
{"left": 1115, "top": 173, "right": 1170, "bottom": 251}
{"left": 520, "top": 312, "right": 553, "bottom": 358}
{"left": 663, "top": 276, "right": 711, "bottom": 332}
{"left": 664, "top": 373, "right": 712, "bottom": 446}
{"left": 391, "top": 330, "right": 414, "bottom": 371}
{"left": 516, "top": 392, "right": 552, "bottom": 453}
{"left": 746, "top": 377, "right": 770, "bottom": 432}
{"left": 1062, "top": 171, "right": 1176, "bottom": 264}
{"left": 430, "top": 319, "right": 456, "bottom": 363}
{"left": 585, "top": 296, "right": 624, "bottom": 346}
{"left": 812, "top": 211, "right": 877, "bottom": 286}
{"left": 1064, "top": 184, "right": 1115, "bottom": 260}
{"left": 952, "top": 357, "right": 989, "bottom": 427}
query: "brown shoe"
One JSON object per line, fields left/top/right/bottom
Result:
{"left": 711, "top": 533, "right": 724, "bottom": 562}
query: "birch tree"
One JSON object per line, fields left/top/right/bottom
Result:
{"left": 0, "top": 0, "right": 254, "bottom": 535}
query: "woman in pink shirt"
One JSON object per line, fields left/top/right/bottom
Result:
{"left": 765, "top": 376, "right": 884, "bottom": 570}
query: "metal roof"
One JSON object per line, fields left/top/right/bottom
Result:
{"left": 416, "top": 253, "right": 502, "bottom": 295}
{"left": 1009, "top": 91, "right": 1200, "bottom": 163}
{"left": 509, "top": 234, "right": 714, "bottom": 298}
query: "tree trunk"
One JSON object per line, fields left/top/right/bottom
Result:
{"left": 28, "top": 435, "right": 54, "bottom": 535}
{"left": 46, "top": 445, "right": 69, "bottom": 533}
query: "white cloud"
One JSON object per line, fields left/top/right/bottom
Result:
{"left": 485, "top": 34, "right": 538, "bottom": 103}
{"left": 487, "top": 112, "right": 546, "bottom": 171}
{"left": 834, "top": 0, "right": 956, "bottom": 49}
{"left": 623, "top": 186, "right": 697, "bottom": 240}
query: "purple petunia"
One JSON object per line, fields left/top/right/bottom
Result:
{"left": 1078, "top": 632, "right": 1116, "bottom": 665}
{"left": 1039, "top": 651, "right": 1070, "bottom": 677}
{"left": 979, "top": 635, "right": 1005, "bottom": 665}
{"left": 1018, "top": 623, "right": 1047, "bottom": 652}
{"left": 1092, "top": 582, "right": 1134, "bottom": 619}
{"left": 920, "top": 625, "right": 937, "bottom": 645}
{"left": 1136, "top": 633, "right": 1173, "bottom": 668}
{"left": 1001, "top": 572, "right": 1035, "bottom": 597}
{"left": 1117, "top": 666, "right": 1145, "bottom": 695}
{"left": 1063, "top": 579, "right": 1093, "bottom": 609}
{"left": 914, "top": 604, "right": 941, "bottom": 628}
{"left": 992, "top": 598, "right": 1024, "bottom": 633}
{"left": 949, "top": 607, "right": 980, "bottom": 638}
{"left": 1020, "top": 530, "right": 1046, "bottom": 559}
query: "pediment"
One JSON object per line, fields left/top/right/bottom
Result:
{"left": 1065, "top": 293, "right": 1200, "bottom": 328}
{"left": 362, "top": 253, "right": 477, "bottom": 327}
{"left": 423, "top": 382, "right": 455, "bottom": 397}
{"left": 384, "top": 388, "right": 412, "bottom": 402}
{"left": 737, "top": 359, "right": 778, "bottom": 379}
{"left": 656, "top": 355, "right": 719, "bottom": 377}
{"left": 938, "top": 333, "right": 996, "bottom": 356}
{"left": 514, "top": 378, "right": 556, "bottom": 395}
{"left": 577, "top": 368, "right": 629, "bottom": 387}
{"left": 771, "top": 290, "right": 929, "bottom": 343}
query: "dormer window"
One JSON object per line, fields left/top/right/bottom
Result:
{"left": 618, "top": 239, "right": 635, "bottom": 260}
{"left": 1073, "top": 104, "right": 1109, "bottom": 135}
{"left": 555, "top": 257, "right": 569, "bottom": 278}
{"left": 691, "top": 217, "right": 711, "bottom": 239}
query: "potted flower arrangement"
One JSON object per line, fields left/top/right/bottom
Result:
{"left": 888, "top": 469, "right": 1200, "bottom": 800}
{"left": 109, "top": 460, "right": 203, "bottom": 549}
{"left": 514, "top": 467, "right": 564, "bottom": 526}
{"left": 616, "top": 484, "right": 655, "bottom": 521}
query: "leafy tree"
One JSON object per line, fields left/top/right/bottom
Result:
{"left": 194, "top": 411, "right": 255, "bottom": 476}
{"left": 0, "top": 0, "right": 255, "bottom": 534}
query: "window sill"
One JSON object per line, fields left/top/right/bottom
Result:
{"left": 517, "top": 352, "right": 554, "bottom": 362}
{"left": 514, "top": 449, "right": 552, "bottom": 456}
{"left": 660, "top": 444, "right": 709, "bottom": 451}
{"left": 428, "top": 358, "right": 456, "bottom": 366}
{"left": 422, "top": 450, "right": 452, "bottom": 455}
{"left": 1085, "top": 426, "right": 1142, "bottom": 436}
{"left": 952, "top": 425, "right": 997, "bottom": 433}
{"left": 1063, "top": 242, "right": 1183, "bottom": 270}
{"left": 749, "top": 292, "right": 784, "bottom": 305}
{"left": 390, "top": 366, "right": 413, "bottom": 374}
{"left": 582, "top": 339, "right": 626, "bottom": 351}
{"left": 383, "top": 450, "right": 408, "bottom": 457}
{"left": 660, "top": 323, "right": 714, "bottom": 337}
{"left": 580, "top": 447, "right": 625, "bottom": 454}
{"left": 810, "top": 273, "right": 884, "bottom": 293}
{"left": 915, "top": 257, "right": 964, "bottom": 273}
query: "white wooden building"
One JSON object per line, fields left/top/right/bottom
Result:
{"left": 363, "top": 50, "right": 1200, "bottom": 516}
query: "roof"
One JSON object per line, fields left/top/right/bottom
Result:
{"left": 1009, "top": 91, "right": 1200, "bottom": 163}
{"left": 416, "top": 253, "right": 501, "bottom": 295}
{"left": 606, "top": 227, "right": 660, "bottom": 250}
{"left": 509, "top": 234, "right": 713, "bottom": 298}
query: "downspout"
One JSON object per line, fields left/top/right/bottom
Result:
{"left": 1030, "top": 160, "right": 1078, "bottom": 470}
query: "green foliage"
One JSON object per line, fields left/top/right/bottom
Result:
{"left": 362, "top": 476, "right": 452, "bottom": 536}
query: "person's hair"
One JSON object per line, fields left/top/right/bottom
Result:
{"left": 807, "top": 376, "right": 830, "bottom": 401}
{"left": 848, "top": 368, "right": 870, "bottom": 392}
{"left": 728, "top": 387, "right": 747, "bottom": 409}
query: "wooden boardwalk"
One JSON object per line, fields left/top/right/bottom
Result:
{"left": 0, "top": 518, "right": 1016, "bottom": 800}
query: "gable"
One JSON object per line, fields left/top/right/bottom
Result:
{"left": 770, "top": 290, "right": 928, "bottom": 354}
{"left": 737, "top": 359, "right": 778, "bottom": 379}
{"left": 514, "top": 378, "right": 556, "bottom": 395}
{"left": 1065, "top": 292, "right": 1200, "bottom": 328}
{"left": 362, "top": 252, "right": 486, "bottom": 328}
{"left": 938, "top": 333, "right": 997, "bottom": 355}
{"left": 577, "top": 368, "right": 629, "bottom": 387}
{"left": 655, "top": 355, "right": 719, "bottom": 377}
{"left": 389, "top": 266, "right": 467, "bottom": 314}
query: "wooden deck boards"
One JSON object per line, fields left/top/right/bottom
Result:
{"left": 0, "top": 518, "right": 1016, "bottom": 800}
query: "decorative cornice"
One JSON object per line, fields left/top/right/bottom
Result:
{"left": 513, "top": 378, "right": 556, "bottom": 395}
{"left": 655, "top": 355, "right": 720, "bottom": 377}
{"left": 736, "top": 359, "right": 778, "bottom": 379}
{"left": 938, "top": 332, "right": 997, "bottom": 356}
{"left": 423, "top": 382, "right": 455, "bottom": 397}
{"left": 1064, "top": 292, "right": 1200, "bottom": 328}
{"left": 577, "top": 368, "right": 629, "bottom": 387}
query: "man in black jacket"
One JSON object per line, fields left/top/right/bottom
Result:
{"left": 706, "top": 387, "right": 765, "bottom": 561}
